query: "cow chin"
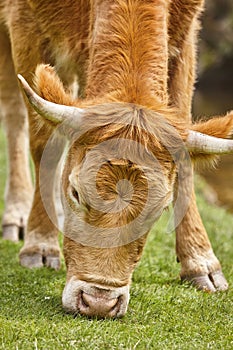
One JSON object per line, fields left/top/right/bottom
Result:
{"left": 62, "top": 277, "right": 130, "bottom": 318}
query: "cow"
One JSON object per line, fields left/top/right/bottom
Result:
{"left": 0, "top": 0, "right": 233, "bottom": 318}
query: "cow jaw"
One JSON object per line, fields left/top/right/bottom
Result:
{"left": 62, "top": 277, "right": 130, "bottom": 318}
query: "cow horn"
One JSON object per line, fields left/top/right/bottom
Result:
{"left": 186, "top": 130, "right": 233, "bottom": 154}
{"left": 17, "top": 74, "right": 84, "bottom": 124}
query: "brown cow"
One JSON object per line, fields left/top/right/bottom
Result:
{"left": 0, "top": 0, "right": 233, "bottom": 318}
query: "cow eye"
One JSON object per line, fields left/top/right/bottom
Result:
{"left": 71, "top": 188, "right": 79, "bottom": 203}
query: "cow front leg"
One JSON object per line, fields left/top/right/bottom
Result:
{"left": 174, "top": 178, "right": 228, "bottom": 292}
{"left": 0, "top": 27, "right": 33, "bottom": 241}
{"left": 19, "top": 115, "right": 63, "bottom": 270}
{"left": 167, "top": 2, "right": 227, "bottom": 292}
{"left": 6, "top": 13, "right": 64, "bottom": 267}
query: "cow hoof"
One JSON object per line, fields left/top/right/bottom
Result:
{"left": 19, "top": 246, "right": 61, "bottom": 270}
{"left": 2, "top": 225, "right": 20, "bottom": 242}
{"left": 20, "top": 252, "right": 61, "bottom": 270}
{"left": 182, "top": 270, "right": 228, "bottom": 292}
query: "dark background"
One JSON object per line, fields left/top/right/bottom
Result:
{"left": 194, "top": 0, "right": 233, "bottom": 212}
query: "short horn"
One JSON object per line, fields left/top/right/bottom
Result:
{"left": 17, "top": 74, "right": 84, "bottom": 125}
{"left": 186, "top": 130, "right": 233, "bottom": 154}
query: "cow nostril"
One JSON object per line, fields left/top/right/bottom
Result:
{"left": 79, "top": 291, "right": 89, "bottom": 309}
{"left": 110, "top": 296, "right": 122, "bottom": 315}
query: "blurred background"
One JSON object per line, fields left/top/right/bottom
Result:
{"left": 193, "top": 0, "right": 233, "bottom": 213}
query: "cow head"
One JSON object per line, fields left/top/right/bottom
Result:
{"left": 18, "top": 66, "right": 233, "bottom": 318}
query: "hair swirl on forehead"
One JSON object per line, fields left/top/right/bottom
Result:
{"left": 91, "top": 158, "right": 149, "bottom": 227}
{"left": 74, "top": 132, "right": 174, "bottom": 236}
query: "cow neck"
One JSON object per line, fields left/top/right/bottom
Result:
{"left": 85, "top": 0, "right": 169, "bottom": 107}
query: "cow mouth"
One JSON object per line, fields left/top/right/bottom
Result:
{"left": 77, "top": 290, "right": 123, "bottom": 318}
{"left": 62, "top": 277, "right": 130, "bottom": 318}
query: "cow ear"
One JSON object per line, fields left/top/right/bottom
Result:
{"left": 191, "top": 111, "right": 233, "bottom": 139}
{"left": 34, "top": 64, "right": 75, "bottom": 106}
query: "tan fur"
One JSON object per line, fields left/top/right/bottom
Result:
{"left": 192, "top": 112, "right": 233, "bottom": 138}
{"left": 34, "top": 64, "right": 75, "bottom": 106}
{"left": 0, "top": 0, "right": 232, "bottom": 316}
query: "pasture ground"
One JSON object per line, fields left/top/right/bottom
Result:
{"left": 0, "top": 129, "right": 233, "bottom": 350}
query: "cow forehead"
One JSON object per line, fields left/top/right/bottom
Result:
{"left": 68, "top": 140, "right": 172, "bottom": 197}
{"left": 66, "top": 151, "right": 173, "bottom": 228}
{"left": 59, "top": 104, "right": 187, "bottom": 198}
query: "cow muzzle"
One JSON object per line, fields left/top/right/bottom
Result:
{"left": 62, "top": 277, "right": 130, "bottom": 318}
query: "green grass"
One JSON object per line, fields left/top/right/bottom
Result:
{"left": 0, "top": 129, "right": 233, "bottom": 349}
